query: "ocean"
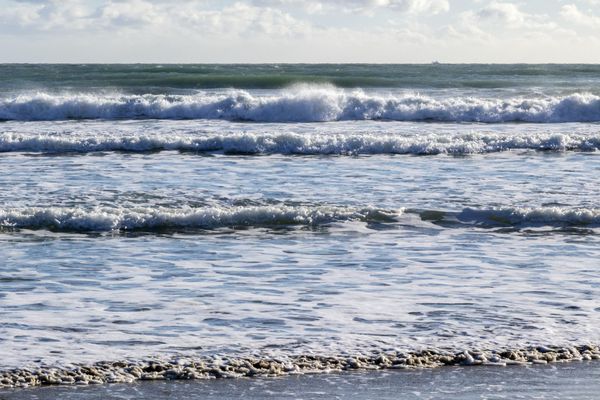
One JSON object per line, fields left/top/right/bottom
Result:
{"left": 0, "top": 64, "right": 599, "bottom": 391}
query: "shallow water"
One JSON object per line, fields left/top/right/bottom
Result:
{"left": 2, "top": 362, "right": 600, "bottom": 400}
{"left": 1, "top": 65, "right": 599, "bottom": 383}
{"left": 1, "top": 122, "right": 599, "bottom": 368}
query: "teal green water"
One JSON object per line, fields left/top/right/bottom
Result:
{"left": 2, "top": 64, "right": 600, "bottom": 92}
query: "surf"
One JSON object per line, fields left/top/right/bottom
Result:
{"left": 3, "top": 87, "right": 600, "bottom": 123}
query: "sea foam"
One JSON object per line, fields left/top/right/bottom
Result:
{"left": 3, "top": 88, "right": 600, "bottom": 122}
{"left": 1, "top": 131, "right": 599, "bottom": 154}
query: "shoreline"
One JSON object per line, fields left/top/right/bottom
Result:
{"left": 1, "top": 344, "right": 599, "bottom": 390}
{"left": 2, "top": 357, "right": 600, "bottom": 400}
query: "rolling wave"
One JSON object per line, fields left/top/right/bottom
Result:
{"left": 0, "top": 205, "right": 399, "bottom": 232}
{"left": 3, "top": 88, "right": 600, "bottom": 122}
{"left": 1, "top": 132, "right": 599, "bottom": 154}
{"left": 419, "top": 207, "right": 600, "bottom": 229}
{"left": 1, "top": 205, "right": 598, "bottom": 233}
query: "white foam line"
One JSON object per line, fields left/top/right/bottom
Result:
{"left": 1, "top": 132, "right": 599, "bottom": 154}
{"left": 3, "top": 88, "right": 600, "bottom": 122}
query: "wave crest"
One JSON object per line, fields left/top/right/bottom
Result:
{"left": 458, "top": 207, "right": 600, "bottom": 227}
{"left": 1, "top": 205, "right": 599, "bottom": 233}
{"left": 1, "top": 131, "right": 599, "bottom": 154}
{"left": 3, "top": 89, "right": 600, "bottom": 122}
{"left": 0, "top": 205, "right": 399, "bottom": 232}
{"left": 419, "top": 207, "right": 600, "bottom": 228}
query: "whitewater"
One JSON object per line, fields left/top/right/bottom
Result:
{"left": 0, "top": 64, "right": 599, "bottom": 392}
{"left": 2, "top": 119, "right": 600, "bottom": 155}
{"left": 3, "top": 88, "right": 600, "bottom": 122}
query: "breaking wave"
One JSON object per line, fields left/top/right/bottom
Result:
{"left": 3, "top": 88, "right": 600, "bottom": 122}
{"left": 1, "top": 132, "right": 599, "bottom": 154}
{"left": 1, "top": 205, "right": 599, "bottom": 233}
{"left": 0, "top": 205, "right": 399, "bottom": 232}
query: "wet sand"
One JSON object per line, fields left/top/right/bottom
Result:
{"left": 1, "top": 360, "right": 598, "bottom": 400}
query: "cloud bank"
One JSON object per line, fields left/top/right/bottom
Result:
{"left": 0, "top": 0, "right": 598, "bottom": 62}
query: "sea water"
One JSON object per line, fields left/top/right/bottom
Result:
{"left": 0, "top": 64, "right": 599, "bottom": 372}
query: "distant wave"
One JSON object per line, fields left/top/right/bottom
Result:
{"left": 3, "top": 88, "right": 600, "bottom": 122}
{"left": 1, "top": 205, "right": 598, "bottom": 233}
{"left": 0, "top": 205, "right": 399, "bottom": 232}
{"left": 1, "top": 132, "right": 599, "bottom": 154}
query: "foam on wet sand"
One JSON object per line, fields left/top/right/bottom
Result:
{"left": 0, "top": 345, "right": 599, "bottom": 389}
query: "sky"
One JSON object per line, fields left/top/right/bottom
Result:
{"left": 1, "top": 0, "right": 600, "bottom": 63}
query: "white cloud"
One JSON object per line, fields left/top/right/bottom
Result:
{"left": 0, "top": 0, "right": 312, "bottom": 37}
{"left": 460, "top": 1, "right": 557, "bottom": 31}
{"left": 250, "top": 0, "right": 449, "bottom": 14}
{"left": 1, "top": 0, "right": 600, "bottom": 62}
{"left": 476, "top": 1, "right": 525, "bottom": 25}
{"left": 0, "top": 0, "right": 449, "bottom": 42}
{"left": 96, "top": 0, "right": 165, "bottom": 27}
{"left": 0, "top": 2, "right": 43, "bottom": 27}
{"left": 561, "top": 4, "right": 600, "bottom": 27}
{"left": 172, "top": 2, "right": 312, "bottom": 37}
{"left": 0, "top": 0, "right": 91, "bottom": 31}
